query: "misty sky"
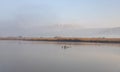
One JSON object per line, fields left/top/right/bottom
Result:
{"left": 0, "top": 0, "right": 120, "bottom": 36}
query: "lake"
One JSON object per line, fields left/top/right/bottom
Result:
{"left": 0, "top": 40, "right": 120, "bottom": 72}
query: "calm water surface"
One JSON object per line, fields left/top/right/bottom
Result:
{"left": 0, "top": 40, "right": 120, "bottom": 72}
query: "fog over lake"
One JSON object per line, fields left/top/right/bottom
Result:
{"left": 0, "top": 0, "right": 120, "bottom": 37}
{"left": 0, "top": 24, "right": 120, "bottom": 38}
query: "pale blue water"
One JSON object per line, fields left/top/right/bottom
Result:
{"left": 0, "top": 40, "right": 120, "bottom": 72}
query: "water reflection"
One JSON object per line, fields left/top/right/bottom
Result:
{"left": 27, "top": 41, "right": 120, "bottom": 47}
{"left": 0, "top": 40, "right": 120, "bottom": 72}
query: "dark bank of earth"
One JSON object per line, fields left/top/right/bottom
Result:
{"left": 0, "top": 37, "right": 120, "bottom": 43}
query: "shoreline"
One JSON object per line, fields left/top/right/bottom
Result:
{"left": 0, "top": 37, "right": 120, "bottom": 43}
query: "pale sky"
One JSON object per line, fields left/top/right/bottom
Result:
{"left": 0, "top": 0, "right": 120, "bottom": 28}
{"left": 0, "top": 0, "right": 120, "bottom": 36}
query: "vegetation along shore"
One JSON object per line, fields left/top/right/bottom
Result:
{"left": 0, "top": 37, "right": 120, "bottom": 43}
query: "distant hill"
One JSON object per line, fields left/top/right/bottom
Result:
{"left": 36, "top": 25, "right": 120, "bottom": 38}
{"left": 0, "top": 23, "right": 120, "bottom": 38}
